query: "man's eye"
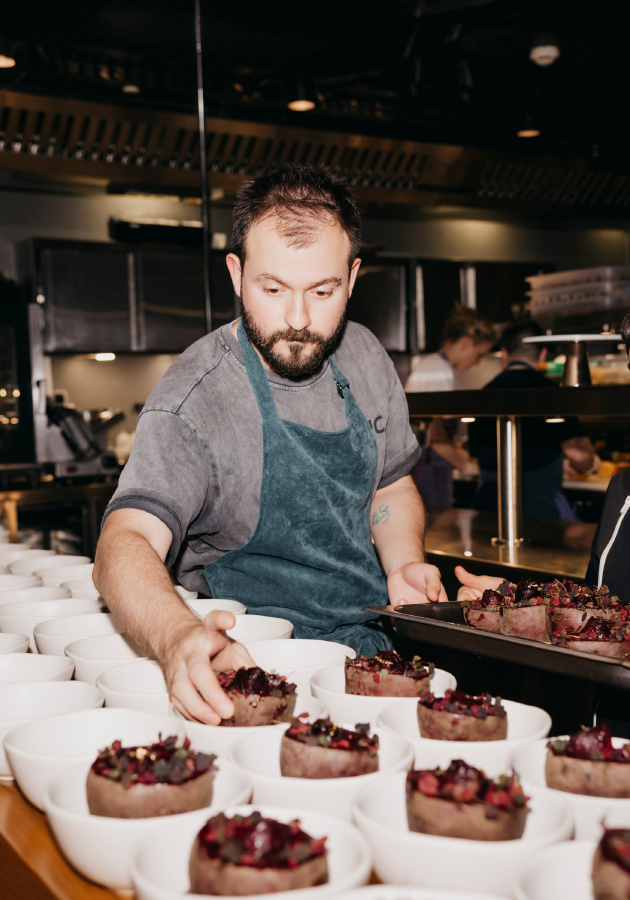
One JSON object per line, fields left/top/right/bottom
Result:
{"left": 314, "top": 290, "right": 333, "bottom": 298}
{"left": 265, "top": 287, "right": 280, "bottom": 294}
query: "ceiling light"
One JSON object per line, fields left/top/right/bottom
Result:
{"left": 94, "top": 353, "right": 116, "bottom": 362}
{"left": 122, "top": 84, "right": 140, "bottom": 94}
{"left": 530, "top": 34, "right": 560, "bottom": 67}
{"left": 0, "top": 54, "right": 16, "bottom": 69}
{"left": 287, "top": 74, "right": 315, "bottom": 112}
{"left": 517, "top": 114, "right": 541, "bottom": 138}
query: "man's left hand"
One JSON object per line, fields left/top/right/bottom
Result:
{"left": 387, "top": 561, "right": 448, "bottom": 606}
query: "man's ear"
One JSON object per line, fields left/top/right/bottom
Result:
{"left": 347, "top": 258, "right": 362, "bottom": 298}
{"left": 225, "top": 253, "right": 243, "bottom": 297}
{"left": 501, "top": 348, "right": 509, "bottom": 366}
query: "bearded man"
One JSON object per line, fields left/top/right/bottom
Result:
{"left": 94, "top": 165, "right": 444, "bottom": 723}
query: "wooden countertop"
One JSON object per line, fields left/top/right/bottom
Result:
{"left": 0, "top": 781, "right": 123, "bottom": 900}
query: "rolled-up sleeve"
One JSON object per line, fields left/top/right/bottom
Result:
{"left": 378, "top": 360, "right": 422, "bottom": 489}
{"left": 103, "top": 409, "right": 212, "bottom": 566}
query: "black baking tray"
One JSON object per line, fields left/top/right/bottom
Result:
{"left": 364, "top": 602, "right": 630, "bottom": 690}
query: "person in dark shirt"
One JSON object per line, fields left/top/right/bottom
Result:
{"left": 468, "top": 321, "right": 595, "bottom": 520}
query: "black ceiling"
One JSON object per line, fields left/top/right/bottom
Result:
{"left": 0, "top": 0, "right": 628, "bottom": 170}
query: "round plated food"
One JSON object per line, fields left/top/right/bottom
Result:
{"left": 417, "top": 690, "right": 507, "bottom": 742}
{"left": 498, "top": 578, "right": 550, "bottom": 643}
{"left": 592, "top": 827, "right": 630, "bottom": 900}
{"left": 546, "top": 724, "right": 630, "bottom": 797}
{"left": 463, "top": 583, "right": 510, "bottom": 633}
{"left": 86, "top": 735, "right": 216, "bottom": 818}
{"left": 546, "top": 580, "right": 627, "bottom": 633}
{"left": 406, "top": 760, "right": 529, "bottom": 841}
{"left": 217, "top": 667, "right": 297, "bottom": 726}
{"left": 279, "top": 717, "right": 379, "bottom": 779}
{"left": 558, "top": 618, "right": 630, "bottom": 659}
{"left": 345, "top": 650, "right": 434, "bottom": 697}
{"left": 188, "top": 810, "right": 328, "bottom": 895}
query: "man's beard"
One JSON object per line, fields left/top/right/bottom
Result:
{"left": 241, "top": 306, "right": 347, "bottom": 378}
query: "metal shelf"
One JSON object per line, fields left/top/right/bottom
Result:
{"left": 406, "top": 386, "right": 630, "bottom": 418}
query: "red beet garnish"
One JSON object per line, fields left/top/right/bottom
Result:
{"left": 419, "top": 689, "right": 506, "bottom": 719}
{"left": 285, "top": 717, "right": 378, "bottom": 752}
{"left": 91, "top": 735, "right": 215, "bottom": 788}
{"left": 218, "top": 667, "right": 296, "bottom": 698}
{"left": 548, "top": 724, "right": 630, "bottom": 762}
{"left": 407, "top": 760, "right": 527, "bottom": 810}
{"left": 196, "top": 811, "right": 327, "bottom": 869}
{"left": 600, "top": 828, "right": 630, "bottom": 874}
{"left": 346, "top": 650, "right": 433, "bottom": 680}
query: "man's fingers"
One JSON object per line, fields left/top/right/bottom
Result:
{"left": 454, "top": 566, "right": 503, "bottom": 592}
{"left": 203, "top": 609, "right": 236, "bottom": 636}
{"left": 169, "top": 672, "right": 223, "bottom": 725}
{"left": 423, "top": 566, "right": 443, "bottom": 603}
{"left": 188, "top": 656, "right": 234, "bottom": 721}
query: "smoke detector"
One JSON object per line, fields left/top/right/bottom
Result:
{"left": 529, "top": 35, "right": 560, "bottom": 67}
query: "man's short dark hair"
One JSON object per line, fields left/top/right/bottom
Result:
{"left": 620, "top": 310, "right": 630, "bottom": 355}
{"left": 231, "top": 165, "right": 362, "bottom": 267}
{"left": 501, "top": 320, "right": 545, "bottom": 358}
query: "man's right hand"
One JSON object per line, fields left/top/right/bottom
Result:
{"left": 455, "top": 566, "right": 504, "bottom": 604}
{"left": 161, "top": 610, "right": 255, "bottom": 725}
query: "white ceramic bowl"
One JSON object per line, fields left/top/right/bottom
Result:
{"left": 229, "top": 725, "right": 413, "bottom": 820}
{"left": 34, "top": 611, "right": 119, "bottom": 656}
{"left": 62, "top": 576, "right": 100, "bottom": 600}
{"left": 0, "top": 586, "right": 71, "bottom": 604}
{"left": 175, "top": 585, "right": 198, "bottom": 601}
{"left": 0, "top": 599, "right": 103, "bottom": 653}
{"left": 44, "top": 758, "right": 253, "bottom": 890}
{"left": 3, "top": 707, "right": 186, "bottom": 810}
{"left": 65, "top": 633, "right": 147, "bottom": 685}
{"left": 2, "top": 548, "right": 55, "bottom": 569}
{"left": 0, "top": 653, "right": 74, "bottom": 684}
{"left": 0, "top": 573, "right": 42, "bottom": 593}
{"left": 178, "top": 693, "right": 329, "bottom": 758}
{"left": 36, "top": 562, "right": 95, "bottom": 588}
{"left": 0, "top": 633, "right": 29, "bottom": 655}
{"left": 12, "top": 554, "right": 89, "bottom": 576}
{"left": 188, "top": 598, "right": 247, "bottom": 617}
{"left": 344, "top": 889, "right": 506, "bottom": 900}
{"left": 352, "top": 771, "right": 573, "bottom": 896}
{"left": 377, "top": 697, "right": 551, "bottom": 775}
{"left": 249, "top": 640, "right": 356, "bottom": 696}
{"left": 512, "top": 735, "right": 630, "bottom": 839}
{"left": 131, "top": 803, "right": 371, "bottom": 900}
{"left": 97, "top": 659, "right": 170, "bottom": 714}
{"left": 513, "top": 840, "right": 594, "bottom": 900}
{"left": 0, "top": 681, "right": 103, "bottom": 778}
{"left": 227, "top": 614, "right": 293, "bottom": 643}
{"left": 311, "top": 664, "right": 458, "bottom": 728}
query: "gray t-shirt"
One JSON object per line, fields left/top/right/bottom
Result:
{"left": 104, "top": 320, "right": 421, "bottom": 594}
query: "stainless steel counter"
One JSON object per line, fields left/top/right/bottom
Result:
{"left": 425, "top": 508, "right": 595, "bottom": 582}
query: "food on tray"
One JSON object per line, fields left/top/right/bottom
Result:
{"left": 188, "top": 811, "right": 328, "bottom": 895}
{"left": 344, "top": 649, "right": 434, "bottom": 696}
{"left": 546, "top": 724, "right": 630, "bottom": 797}
{"left": 462, "top": 583, "right": 509, "bottom": 632}
{"left": 592, "top": 827, "right": 630, "bottom": 900}
{"left": 558, "top": 618, "right": 630, "bottom": 659}
{"left": 546, "top": 580, "right": 627, "bottom": 632}
{"left": 217, "top": 667, "right": 297, "bottom": 726}
{"left": 406, "top": 759, "right": 529, "bottom": 841}
{"left": 417, "top": 690, "right": 508, "bottom": 742}
{"left": 279, "top": 716, "right": 379, "bottom": 779}
{"left": 498, "top": 578, "right": 550, "bottom": 643}
{"left": 86, "top": 735, "right": 216, "bottom": 818}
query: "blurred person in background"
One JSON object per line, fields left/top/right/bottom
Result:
{"left": 405, "top": 307, "right": 495, "bottom": 509}
{"left": 468, "top": 320, "right": 595, "bottom": 520}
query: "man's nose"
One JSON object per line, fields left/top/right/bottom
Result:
{"left": 284, "top": 295, "right": 311, "bottom": 332}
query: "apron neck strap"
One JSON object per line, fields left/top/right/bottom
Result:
{"left": 237, "top": 320, "right": 279, "bottom": 421}
{"left": 328, "top": 355, "right": 350, "bottom": 398}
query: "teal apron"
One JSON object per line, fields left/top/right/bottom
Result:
{"left": 203, "top": 321, "right": 391, "bottom": 655}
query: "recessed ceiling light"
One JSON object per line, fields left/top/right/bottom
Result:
{"left": 0, "top": 54, "right": 16, "bottom": 69}
{"left": 122, "top": 84, "right": 140, "bottom": 94}
{"left": 517, "top": 114, "right": 541, "bottom": 138}
{"left": 94, "top": 353, "right": 116, "bottom": 361}
{"left": 530, "top": 34, "right": 561, "bottom": 67}
{"left": 288, "top": 74, "right": 315, "bottom": 112}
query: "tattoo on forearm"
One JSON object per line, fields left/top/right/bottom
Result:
{"left": 372, "top": 504, "right": 390, "bottom": 525}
